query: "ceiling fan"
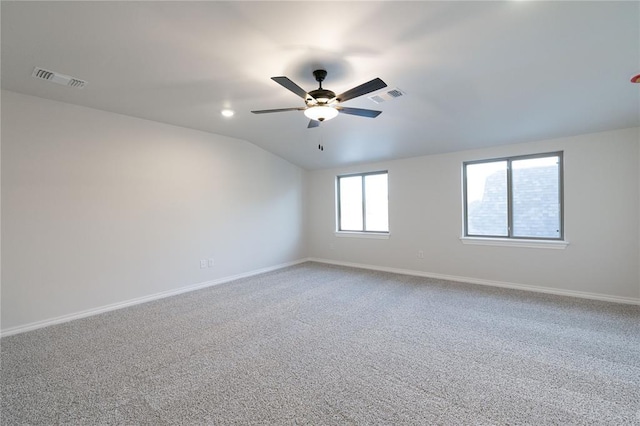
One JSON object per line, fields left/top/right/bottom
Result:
{"left": 251, "top": 69, "right": 387, "bottom": 128}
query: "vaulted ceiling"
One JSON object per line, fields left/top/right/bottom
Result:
{"left": 2, "top": 1, "right": 638, "bottom": 170}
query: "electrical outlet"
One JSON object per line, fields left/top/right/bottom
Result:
{"left": 417, "top": 250, "right": 424, "bottom": 259}
{"left": 200, "top": 259, "right": 207, "bottom": 269}
{"left": 207, "top": 258, "right": 214, "bottom": 267}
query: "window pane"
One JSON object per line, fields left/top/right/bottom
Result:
{"left": 364, "top": 174, "right": 388, "bottom": 232}
{"left": 466, "top": 161, "right": 508, "bottom": 236}
{"left": 512, "top": 156, "right": 560, "bottom": 238}
{"left": 339, "top": 176, "right": 363, "bottom": 231}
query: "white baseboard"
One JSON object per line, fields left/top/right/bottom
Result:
{"left": 4, "top": 257, "right": 637, "bottom": 337}
{"left": 308, "top": 257, "right": 640, "bottom": 306}
{"left": 0, "top": 259, "right": 308, "bottom": 338}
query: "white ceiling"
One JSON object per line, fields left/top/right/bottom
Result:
{"left": 2, "top": 1, "right": 639, "bottom": 170}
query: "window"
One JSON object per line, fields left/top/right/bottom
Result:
{"left": 337, "top": 171, "right": 388, "bottom": 233}
{"left": 463, "top": 152, "right": 563, "bottom": 240}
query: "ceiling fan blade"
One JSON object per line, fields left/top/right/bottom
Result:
{"left": 271, "top": 76, "right": 308, "bottom": 99}
{"left": 307, "top": 120, "right": 320, "bottom": 128}
{"left": 336, "top": 78, "right": 387, "bottom": 103}
{"left": 251, "top": 107, "right": 306, "bottom": 114}
{"left": 336, "top": 106, "right": 382, "bottom": 118}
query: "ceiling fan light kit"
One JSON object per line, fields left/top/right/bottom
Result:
{"left": 252, "top": 69, "right": 386, "bottom": 128}
{"left": 304, "top": 105, "right": 339, "bottom": 122}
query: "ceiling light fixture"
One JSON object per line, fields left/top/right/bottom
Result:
{"left": 304, "top": 105, "right": 339, "bottom": 122}
{"left": 221, "top": 109, "right": 234, "bottom": 117}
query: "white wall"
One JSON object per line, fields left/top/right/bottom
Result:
{"left": 1, "top": 90, "right": 307, "bottom": 332}
{"left": 2, "top": 90, "right": 638, "bottom": 335}
{"left": 307, "top": 127, "right": 640, "bottom": 301}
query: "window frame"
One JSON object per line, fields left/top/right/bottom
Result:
{"left": 463, "top": 151, "right": 564, "bottom": 241}
{"left": 336, "top": 170, "right": 389, "bottom": 234}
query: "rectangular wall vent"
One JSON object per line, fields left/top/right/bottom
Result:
{"left": 31, "top": 67, "right": 87, "bottom": 89}
{"left": 368, "top": 88, "right": 405, "bottom": 104}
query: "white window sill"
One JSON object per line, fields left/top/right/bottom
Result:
{"left": 335, "top": 232, "right": 390, "bottom": 240}
{"left": 460, "top": 237, "right": 568, "bottom": 249}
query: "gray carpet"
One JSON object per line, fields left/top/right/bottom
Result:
{"left": 1, "top": 262, "right": 639, "bottom": 425}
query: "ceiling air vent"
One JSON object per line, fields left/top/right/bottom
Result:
{"left": 368, "top": 88, "right": 405, "bottom": 104}
{"left": 31, "top": 67, "right": 87, "bottom": 89}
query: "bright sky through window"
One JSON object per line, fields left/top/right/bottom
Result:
{"left": 337, "top": 172, "right": 388, "bottom": 233}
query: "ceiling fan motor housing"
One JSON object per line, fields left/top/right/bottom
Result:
{"left": 306, "top": 88, "right": 336, "bottom": 105}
